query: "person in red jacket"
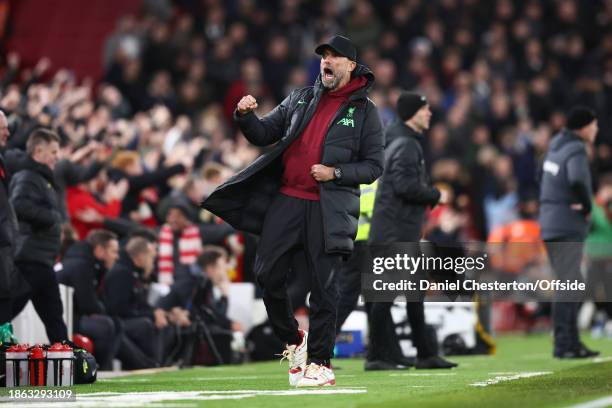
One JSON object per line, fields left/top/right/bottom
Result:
{"left": 67, "top": 170, "right": 128, "bottom": 240}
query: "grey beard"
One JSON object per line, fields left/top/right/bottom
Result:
{"left": 322, "top": 74, "right": 341, "bottom": 90}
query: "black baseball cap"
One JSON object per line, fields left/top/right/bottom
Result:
{"left": 315, "top": 35, "right": 357, "bottom": 61}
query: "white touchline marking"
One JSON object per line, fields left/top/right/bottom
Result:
{"left": 566, "top": 395, "right": 612, "bottom": 408}
{"left": 192, "top": 376, "right": 261, "bottom": 380}
{"left": 592, "top": 356, "right": 612, "bottom": 363}
{"left": 17, "top": 389, "right": 368, "bottom": 408}
{"left": 488, "top": 372, "right": 519, "bottom": 375}
{"left": 390, "top": 373, "right": 457, "bottom": 377}
{"left": 470, "top": 371, "right": 552, "bottom": 387}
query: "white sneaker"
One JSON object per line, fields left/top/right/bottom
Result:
{"left": 296, "top": 363, "right": 336, "bottom": 387}
{"left": 280, "top": 329, "right": 308, "bottom": 386}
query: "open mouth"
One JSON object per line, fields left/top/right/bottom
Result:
{"left": 323, "top": 67, "right": 334, "bottom": 80}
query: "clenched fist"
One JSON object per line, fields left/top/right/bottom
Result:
{"left": 237, "top": 95, "right": 258, "bottom": 115}
{"left": 310, "top": 164, "right": 335, "bottom": 182}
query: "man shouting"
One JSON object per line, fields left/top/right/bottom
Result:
{"left": 202, "top": 35, "right": 383, "bottom": 386}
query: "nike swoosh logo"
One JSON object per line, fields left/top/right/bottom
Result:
{"left": 297, "top": 100, "right": 306, "bottom": 105}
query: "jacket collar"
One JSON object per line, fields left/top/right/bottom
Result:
{"left": 313, "top": 63, "right": 375, "bottom": 102}
{"left": 26, "top": 156, "right": 57, "bottom": 187}
{"left": 116, "top": 250, "right": 145, "bottom": 277}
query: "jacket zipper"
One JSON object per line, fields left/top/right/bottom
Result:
{"left": 319, "top": 101, "right": 352, "bottom": 253}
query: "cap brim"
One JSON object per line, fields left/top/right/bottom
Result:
{"left": 315, "top": 44, "right": 352, "bottom": 60}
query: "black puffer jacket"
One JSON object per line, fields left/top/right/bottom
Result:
{"left": 0, "top": 153, "right": 20, "bottom": 298}
{"left": 9, "top": 156, "right": 62, "bottom": 267}
{"left": 202, "top": 65, "right": 384, "bottom": 254}
{"left": 369, "top": 121, "right": 440, "bottom": 243}
{"left": 57, "top": 241, "right": 107, "bottom": 319}
{"left": 104, "top": 251, "right": 154, "bottom": 320}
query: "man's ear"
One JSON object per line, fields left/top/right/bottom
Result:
{"left": 349, "top": 61, "right": 357, "bottom": 73}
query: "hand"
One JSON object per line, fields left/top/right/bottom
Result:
{"left": 231, "top": 321, "right": 244, "bottom": 332}
{"left": 218, "top": 280, "right": 231, "bottom": 297}
{"left": 33, "top": 57, "right": 51, "bottom": 76}
{"left": 438, "top": 188, "right": 451, "bottom": 205}
{"left": 154, "top": 308, "right": 169, "bottom": 329}
{"left": 75, "top": 208, "right": 103, "bottom": 224}
{"left": 310, "top": 164, "right": 335, "bottom": 182}
{"left": 168, "top": 307, "right": 191, "bottom": 327}
{"left": 104, "top": 179, "right": 129, "bottom": 202}
{"left": 237, "top": 95, "right": 258, "bottom": 115}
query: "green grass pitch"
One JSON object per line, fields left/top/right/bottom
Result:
{"left": 3, "top": 333, "right": 612, "bottom": 407}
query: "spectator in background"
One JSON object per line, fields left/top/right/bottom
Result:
{"left": 157, "top": 198, "right": 203, "bottom": 285}
{"left": 104, "top": 235, "right": 165, "bottom": 368}
{"left": 108, "top": 150, "right": 187, "bottom": 225}
{"left": 58, "top": 229, "right": 120, "bottom": 370}
{"left": 586, "top": 174, "right": 612, "bottom": 328}
{"left": 54, "top": 140, "right": 111, "bottom": 222}
{"left": 9, "top": 129, "right": 68, "bottom": 343}
{"left": 66, "top": 171, "right": 129, "bottom": 240}
{"left": 157, "top": 246, "right": 239, "bottom": 365}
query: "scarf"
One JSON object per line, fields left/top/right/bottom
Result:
{"left": 158, "top": 223, "right": 202, "bottom": 285}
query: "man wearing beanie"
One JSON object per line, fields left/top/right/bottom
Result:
{"left": 202, "top": 35, "right": 384, "bottom": 386}
{"left": 366, "top": 91, "right": 457, "bottom": 370}
{"left": 539, "top": 105, "right": 600, "bottom": 358}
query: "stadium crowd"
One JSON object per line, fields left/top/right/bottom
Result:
{"left": 1, "top": 0, "right": 612, "bottom": 369}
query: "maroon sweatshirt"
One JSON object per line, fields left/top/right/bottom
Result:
{"left": 280, "top": 76, "right": 368, "bottom": 200}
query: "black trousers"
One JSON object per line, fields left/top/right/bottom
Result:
{"left": 335, "top": 241, "right": 366, "bottom": 334}
{"left": 12, "top": 261, "right": 68, "bottom": 343}
{"left": 78, "top": 315, "right": 121, "bottom": 371}
{"left": 544, "top": 238, "right": 585, "bottom": 352}
{"left": 367, "top": 242, "right": 435, "bottom": 361}
{"left": 255, "top": 194, "right": 341, "bottom": 364}
{"left": 286, "top": 241, "right": 365, "bottom": 334}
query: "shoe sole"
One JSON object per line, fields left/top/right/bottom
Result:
{"left": 295, "top": 379, "right": 336, "bottom": 387}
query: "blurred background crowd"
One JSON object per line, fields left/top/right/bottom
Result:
{"left": 0, "top": 0, "right": 611, "bottom": 368}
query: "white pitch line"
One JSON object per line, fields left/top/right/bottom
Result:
{"left": 192, "top": 376, "right": 261, "bottom": 381}
{"left": 390, "top": 373, "right": 457, "bottom": 377}
{"left": 470, "top": 371, "right": 551, "bottom": 387}
{"left": 592, "top": 356, "right": 612, "bottom": 363}
{"left": 20, "top": 389, "right": 368, "bottom": 408}
{"left": 565, "top": 395, "right": 612, "bottom": 408}
{"left": 488, "top": 372, "right": 519, "bottom": 375}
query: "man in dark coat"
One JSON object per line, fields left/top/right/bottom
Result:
{"left": 104, "top": 236, "right": 168, "bottom": 368}
{"left": 202, "top": 35, "right": 384, "bottom": 386}
{"left": 57, "top": 229, "right": 120, "bottom": 370}
{"left": 367, "top": 92, "right": 457, "bottom": 370}
{"left": 539, "top": 106, "right": 599, "bottom": 358}
{"left": 9, "top": 129, "right": 68, "bottom": 343}
{"left": 0, "top": 110, "right": 22, "bottom": 323}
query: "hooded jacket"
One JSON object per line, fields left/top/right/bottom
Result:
{"left": 539, "top": 129, "right": 592, "bottom": 241}
{"left": 201, "top": 65, "right": 384, "bottom": 254}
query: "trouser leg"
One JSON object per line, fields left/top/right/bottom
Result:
{"left": 545, "top": 240, "right": 584, "bottom": 351}
{"left": 336, "top": 243, "right": 365, "bottom": 334}
{"left": 78, "top": 315, "right": 119, "bottom": 370}
{"left": 287, "top": 250, "right": 310, "bottom": 311}
{"left": 16, "top": 262, "right": 68, "bottom": 342}
{"left": 122, "top": 317, "right": 157, "bottom": 360}
{"left": 303, "top": 200, "right": 340, "bottom": 364}
{"left": 254, "top": 195, "right": 304, "bottom": 345}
